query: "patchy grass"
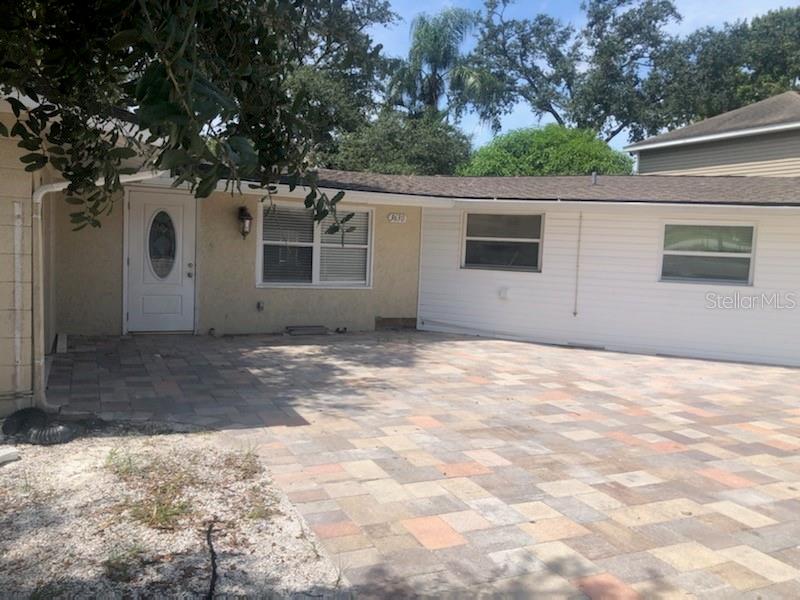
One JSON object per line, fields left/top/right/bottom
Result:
{"left": 244, "top": 485, "right": 283, "bottom": 521}
{"left": 1, "top": 428, "right": 341, "bottom": 597}
{"left": 105, "top": 448, "right": 140, "bottom": 479}
{"left": 223, "top": 448, "right": 263, "bottom": 481}
{"left": 102, "top": 544, "right": 147, "bottom": 582}
{"left": 105, "top": 448, "right": 197, "bottom": 529}
{"left": 128, "top": 482, "right": 191, "bottom": 530}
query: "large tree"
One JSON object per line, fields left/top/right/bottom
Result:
{"left": 0, "top": 0, "right": 392, "bottom": 229}
{"left": 459, "top": 125, "right": 632, "bottom": 176}
{"left": 457, "top": 0, "right": 681, "bottom": 142}
{"left": 654, "top": 8, "right": 800, "bottom": 128}
{"left": 327, "top": 110, "right": 471, "bottom": 175}
{"left": 387, "top": 7, "right": 479, "bottom": 118}
{"left": 288, "top": 0, "right": 397, "bottom": 158}
{"left": 459, "top": 1, "right": 800, "bottom": 143}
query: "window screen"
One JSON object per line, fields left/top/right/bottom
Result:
{"left": 661, "top": 224, "right": 754, "bottom": 284}
{"left": 464, "top": 214, "right": 543, "bottom": 271}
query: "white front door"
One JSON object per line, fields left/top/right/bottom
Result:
{"left": 127, "top": 189, "right": 196, "bottom": 332}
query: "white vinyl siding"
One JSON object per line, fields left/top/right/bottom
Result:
{"left": 418, "top": 203, "right": 800, "bottom": 367}
{"left": 259, "top": 204, "right": 372, "bottom": 287}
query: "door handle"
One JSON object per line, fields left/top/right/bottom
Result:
{"left": 187, "top": 272, "right": 193, "bottom": 278}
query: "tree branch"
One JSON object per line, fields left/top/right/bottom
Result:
{"left": 604, "top": 121, "right": 629, "bottom": 142}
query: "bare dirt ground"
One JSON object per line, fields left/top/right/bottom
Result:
{"left": 0, "top": 422, "right": 345, "bottom": 599}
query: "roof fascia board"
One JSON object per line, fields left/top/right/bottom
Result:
{"left": 130, "top": 178, "right": 800, "bottom": 210}
{"left": 272, "top": 183, "right": 455, "bottom": 207}
{"left": 452, "top": 198, "right": 800, "bottom": 210}
{"left": 625, "top": 121, "right": 800, "bottom": 153}
{"left": 129, "top": 176, "right": 456, "bottom": 208}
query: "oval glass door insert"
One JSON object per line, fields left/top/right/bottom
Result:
{"left": 148, "top": 210, "right": 176, "bottom": 279}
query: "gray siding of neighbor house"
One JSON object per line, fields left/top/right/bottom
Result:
{"left": 638, "top": 129, "right": 800, "bottom": 177}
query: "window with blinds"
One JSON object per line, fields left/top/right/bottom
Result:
{"left": 260, "top": 205, "right": 371, "bottom": 286}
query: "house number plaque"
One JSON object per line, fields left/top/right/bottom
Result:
{"left": 387, "top": 212, "right": 407, "bottom": 224}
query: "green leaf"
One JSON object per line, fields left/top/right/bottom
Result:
{"left": 135, "top": 63, "right": 168, "bottom": 102}
{"left": 192, "top": 76, "right": 237, "bottom": 112}
{"left": 137, "top": 102, "right": 185, "bottom": 125}
{"left": 10, "top": 122, "right": 29, "bottom": 139}
{"left": 107, "top": 147, "right": 138, "bottom": 160}
{"left": 158, "top": 148, "right": 192, "bottom": 169}
{"left": 109, "top": 29, "right": 141, "bottom": 50}
{"left": 228, "top": 136, "right": 257, "bottom": 163}
{"left": 196, "top": 173, "right": 219, "bottom": 197}
{"left": 6, "top": 97, "right": 24, "bottom": 118}
{"left": 49, "top": 157, "right": 67, "bottom": 170}
{"left": 0, "top": 122, "right": 7, "bottom": 137}
{"left": 18, "top": 138, "right": 41, "bottom": 151}
{"left": 20, "top": 152, "right": 46, "bottom": 163}
{"left": 24, "top": 160, "right": 47, "bottom": 172}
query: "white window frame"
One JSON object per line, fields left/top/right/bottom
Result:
{"left": 460, "top": 212, "right": 544, "bottom": 273}
{"left": 256, "top": 201, "right": 374, "bottom": 289}
{"left": 658, "top": 220, "right": 757, "bottom": 286}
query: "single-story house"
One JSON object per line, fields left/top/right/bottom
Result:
{"left": 2, "top": 93, "right": 800, "bottom": 416}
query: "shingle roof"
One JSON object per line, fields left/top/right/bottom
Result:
{"left": 625, "top": 91, "right": 800, "bottom": 151}
{"left": 312, "top": 169, "right": 800, "bottom": 206}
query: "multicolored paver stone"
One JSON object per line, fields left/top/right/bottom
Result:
{"left": 52, "top": 332, "right": 800, "bottom": 597}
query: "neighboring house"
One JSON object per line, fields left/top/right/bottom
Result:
{"left": 2, "top": 94, "right": 800, "bottom": 417}
{"left": 626, "top": 91, "right": 800, "bottom": 176}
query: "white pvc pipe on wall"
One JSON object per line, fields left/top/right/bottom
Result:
{"left": 12, "top": 201, "right": 23, "bottom": 403}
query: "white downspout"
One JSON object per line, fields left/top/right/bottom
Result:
{"left": 32, "top": 170, "right": 167, "bottom": 408}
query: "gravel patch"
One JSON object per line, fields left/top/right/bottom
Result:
{"left": 0, "top": 422, "right": 346, "bottom": 598}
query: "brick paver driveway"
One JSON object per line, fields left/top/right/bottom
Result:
{"left": 50, "top": 332, "right": 800, "bottom": 598}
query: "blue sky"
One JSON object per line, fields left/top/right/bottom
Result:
{"left": 368, "top": 0, "right": 795, "bottom": 149}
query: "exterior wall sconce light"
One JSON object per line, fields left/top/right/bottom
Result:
{"left": 238, "top": 206, "right": 253, "bottom": 239}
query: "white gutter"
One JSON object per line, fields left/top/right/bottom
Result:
{"left": 32, "top": 170, "right": 167, "bottom": 409}
{"left": 32, "top": 170, "right": 169, "bottom": 204}
{"left": 624, "top": 121, "right": 800, "bottom": 153}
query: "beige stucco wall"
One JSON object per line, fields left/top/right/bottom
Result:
{"left": 53, "top": 191, "right": 124, "bottom": 335}
{"left": 637, "top": 129, "right": 800, "bottom": 176}
{"left": 0, "top": 114, "right": 34, "bottom": 413}
{"left": 196, "top": 193, "right": 420, "bottom": 334}
{"left": 51, "top": 188, "right": 421, "bottom": 336}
